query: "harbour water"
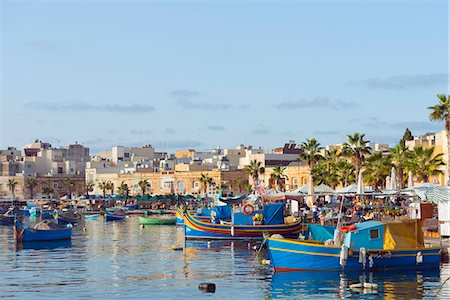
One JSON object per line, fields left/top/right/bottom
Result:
{"left": 0, "top": 216, "right": 449, "bottom": 299}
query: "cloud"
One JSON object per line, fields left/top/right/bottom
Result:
{"left": 130, "top": 129, "right": 153, "bottom": 135}
{"left": 353, "top": 73, "right": 448, "bottom": 90}
{"left": 206, "top": 125, "right": 225, "bottom": 131}
{"left": 275, "top": 97, "right": 356, "bottom": 110}
{"left": 27, "top": 102, "right": 155, "bottom": 113}
{"left": 170, "top": 89, "right": 202, "bottom": 98}
{"left": 177, "top": 99, "right": 232, "bottom": 110}
{"left": 251, "top": 128, "right": 270, "bottom": 135}
{"left": 313, "top": 130, "right": 340, "bottom": 135}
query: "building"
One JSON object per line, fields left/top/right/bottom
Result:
{"left": 405, "top": 130, "right": 449, "bottom": 186}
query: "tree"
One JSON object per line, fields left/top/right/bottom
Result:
{"left": 7, "top": 179, "right": 18, "bottom": 199}
{"left": 428, "top": 94, "right": 450, "bottom": 185}
{"left": 199, "top": 173, "right": 213, "bottom": 197}
{"left": 244, "top": 160, "right": 265, "bottom": 192}
{"left": 62, "top": 178, "right": 74, "bottom": 199}
{"left": 410, "top": 146, "right": 445, "bottom": 183}
{"left": 42, "top": 186, "right": 54, "bottom": 199}
{"left": 300, "top": 138, "right": 323, "bottom": 170}
{"left": 24, "top": 177, "right": 37, "bottom": 199}
{"left": 390, "top": 144, "right": 412, "bottom": 189}
{"left": 117, "top": 181, "right": 130, "bottom": 206}
{"left": 343, "top": 133, "right": 371, "bottom": 179}
{"left": 400, "top": 128, "right": 413, "bottom": 148}
{"left": 98, "top": 180, "right": 111, "bottom": 199}
{"left": 244, "top": 183, "right": 253, "bottom": 194}
{"left": 231, "top": 178, "right": 246, "bottom": 194}
{"left": 335, "top": 159, "right": 355, "bottom": 187}
{"left": 312, "top": 149, "right": 340, "bottom": 188}
{"left": 270, "top": 165, "right": 287, "bottom": 191}
{"left": 363, "top": 152, "right": 392, "bottom": 190}
{"left": 84, "top": 181, "right": 95, "bottom": 198}
{"left": 138, "top": 179, "right": 151, "bottom": 196}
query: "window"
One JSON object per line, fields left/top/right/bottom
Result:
{"left": 53, "top": 182, "right": 58, "bottom": 189}
{"left": 293, "top": 178, "right": 298, "bottom": 189}
{"left": 370, "top": 229, "right": 379, "bottom": 239}
{"left": 178, "top": 181, "right": 185, "bottom": 190}
{"left": 193, "top": 181, "right": 199, "bottom": 189}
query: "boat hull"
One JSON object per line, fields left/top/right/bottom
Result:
{"left": 14, "top": 222, "right": 72, "bottom": 242}
{"left": 184, "top": 211, "right": 304, "bottom": 240}
{"left": 139, "top": 217, "right": 176, "bottom": 225}
{"left": 267, "top": 237, "right": 442, "bottom": 272}
{"left": 106, "top": 214, "right": 126, "bottom": 221}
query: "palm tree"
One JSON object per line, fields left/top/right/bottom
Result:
{"left": 24, "top": 177, "right": 37, "bottom": 199}
{"left": 138, "top": 179, "right": 150, "bottom": 196}
{"left": 270, "top": 165, "right": 287, "bottom": 191}
{"left": 7, "top": 179, "right": 18, "bottom": 199}
{"left": 335, "top": 159, "right": 355, "bottom": 187}
{"left": 300, "top": 138, "right": 323, "bottom": 170}
{"left": 215, "top": 183, "right": 228, "bottom": 196}
{"left": 410, "top": 146, "right": 445, "bottom": 183}
{"left": 231, "top": 178, "right": 246, "bottom": 194}
{"left": 244, "top": 160, "right": 265, "bottom": 191}
{"left": 199, "top": 173, "right": 213, "bottom": 197}
{"left": 343, "top": 133, "right": 371, "bottom": 179}
{"left": 117, "top": 181, "right": 130, "bottom": 205}
{"left": 363, "top": 152, "right": 392, "bottom": 190}
{"left": 98, "top": 180, "right": 111, "bottom": 199}
{"left": 62, "top": 178, "right": 74, "bottom": 199}
{"left": 428, "top": 94, "right": 450, "bottom": 185}
{"left": 390, "top": 144, "right": 412, "bottom": 189}
{"left": 244, "top": 183, "right": 253, "bottom": 194}
{"left": 84, "top": 181, "right": 95, "bottom": 198}
{"left": 313, "top": 149, "right": 340, "bottom": 188}
{"left": 42, "top": 186, "right": 54, "bottom": 199}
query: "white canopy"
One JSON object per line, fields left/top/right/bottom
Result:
{"left": 289, "top": 183, "right": 335, "bottom": 195}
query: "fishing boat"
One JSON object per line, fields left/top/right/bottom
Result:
{"left": 0, "top": 207, "right": 24, "bottom": 226}
{"left": 105, "top": 210, "right": 127, "bottom": 222}
{"left": 55, "top": 210, "right": 82, "bottom": 225}
{"left": 176, "top": 207, "right": 213, "bottom": 226}
{"left": 14, "top": 220, "right": 72, "bottom": 242}
{"left": 29, "top": 207, "right": 53, "bottom": 219}
{"left": 85, "top": 214, "right": 99, "bottom": 219}
{"left": 139, "top": 216, "right": 176, "bottom": 225}
{"left": 176, "top": 207, "right": 185, "bottom": 225}
{"left": 184, "top": 203, "right": 304, "bottom": 240}
{"left": 267, "top": 220, "right": 442, "bottom": 272}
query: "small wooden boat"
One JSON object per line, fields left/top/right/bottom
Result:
{"left": 85, "top": 214, "right": 99, "bottom": 219}
{"left": 0, "top": 207, "right": 25, "bottom": 226}
{"left": 184, "top": 203, "right": 304, "bottom": 240}
{"left": 55, "top": 211, "right": 82, "bottom": 225}
{"left": 106, "top": 210, "right": 127, "bottom": 222}
{"left": 14, "top": 220, "right": 72, "bottom": 242}
{"left": 267, "top": 220, "right": 442, "bottom": 272}
{"left": 139, "top": 216, "right": 176, "bottom": 225}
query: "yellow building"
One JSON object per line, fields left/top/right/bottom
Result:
{"left": 86, "top": 169, "right": 247, "bottom": 197}
{"left": 261, "top": 163, "right": 311, "bottom": 191}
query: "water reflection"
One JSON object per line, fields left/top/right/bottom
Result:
{"left": 0, "top": 216, "right": 449, "bottom": 299}
{"left": 16, "top": 240, "right": 72, "bottom": 251}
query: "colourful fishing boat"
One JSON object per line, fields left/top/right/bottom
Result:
{"left": 267, "top": 220, "right": 442, "bottom": 272}
{"left": 55, "top": 211, "right": 82, "bottom": 225}
{"left": 184, "top": 203, "right": 304, "bottom": 240}
{"left": 14, "top": 220, "right": 72, "bottom": 242}
{"left": 29, "top": 207, "right": 53, "bottom": 219}
{"left": 105, "top": 210, "right": 127, "bottom": 221}
{"left": 176, "top": 207, "right": 185, "bottom": 226}
{"left": 85, "top": 214, "right": 99, "bottom": 219}
{"left": 0, "top": 207, "right": 25, "bottom": 226}
{"left": 139, "top": 216, "right": 176, "bottom": 225}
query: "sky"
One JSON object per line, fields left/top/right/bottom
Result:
{"left": 0, "top": 0, "right": 448, "bottom": 154}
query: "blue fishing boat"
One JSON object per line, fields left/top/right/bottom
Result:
{"left": 0, "top": 207, "right": 25, "bottom": 226}
{"left": 176, "top": 207, "right": 212, "bottom": 226}
{"left": 29, "top": 207, "right": 53, "bottom": 219}
{"left": 176, "top": 207, "right": 185, "bottom": 226}
{"left": 14, "top": 220, "right": 72, "bottom": 242}
{"left": 267, "top": 220, "right": 442, "bottom": 272}
{"left": 55, "top": 210, "right": 82, "bottom": 225}
{"left": 184, "top": 203, "right": 305, "bottom": 240}
{"left": 124, "top": 203, "right": 139, "bottom": 211}
{"left": 105, "top": 210, "right": 127, "bottom": 221}
{"left": 85, "top": 214, "right": 99, "bottom": 219}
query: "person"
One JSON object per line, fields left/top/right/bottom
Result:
{"left": 311, "top": 204, "right": 318, "bottom": 223}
